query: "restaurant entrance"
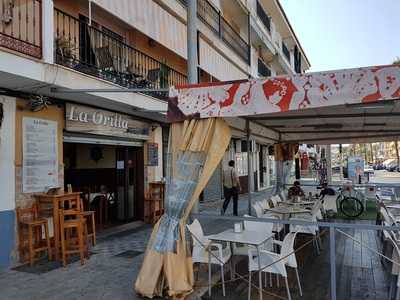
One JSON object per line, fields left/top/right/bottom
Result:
{"left": 63, "top": 141, "right": 144, "bottom": 228}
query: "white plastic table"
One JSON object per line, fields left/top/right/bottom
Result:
{"left": 207, "top": 229, "right": 273, "bottom": 300}
{"left": 265, "top": 206, "right": 310, "bottom": 216}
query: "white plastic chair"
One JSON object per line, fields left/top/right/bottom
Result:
{"left": 247, "top": 232, "right": 302, "bottom": 300}
{"left": 322, "top": 194, "right": 337, "bottom": 213}
{"left": 260, "top": 199, "right": 270, "bottom": 210}
{"left": 186, "top": 219, "right": 232, "bottom": 296}
{"left": 290, "top": 200, "right": 323, "bottom": 254}
{"left": 252, "top": 203, "right": 265, "bottom": 218}
{"left": 271, "top": 195, "right": 282, "bottom": 207}
{"left": 279, "top": 190, "right": 287, "bottom": 202}
{"left": 388, "top": 234, "right": 400, "bottom": 300}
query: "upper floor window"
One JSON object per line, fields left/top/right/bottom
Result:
{"left": 294, "top": 45, "right": 302, "bottom": 73}
{"left": 282, "top": 41, "right": 290, "bottom": 62}
{"left": 258, "top": 59, "right": 271, "bottom": 77}
{"left": 256, "top": 1, "right": 271, "bottom": 33}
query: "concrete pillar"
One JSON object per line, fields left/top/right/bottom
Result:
{"left": 0, "top": 97, "right": 16, "bottom": 268}
{"left": 42, "top": 0, "right": 54, "bottom": 64}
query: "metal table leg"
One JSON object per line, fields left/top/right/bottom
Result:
{"left": 257, "top": 246, "right": 263, "bottom": 300}
{"left": 208, "top": 247, "right": 212, "bottom": 297}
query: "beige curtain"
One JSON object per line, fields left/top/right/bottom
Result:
{"left": 135, "top": 118, "right": 231, "bottom": 299}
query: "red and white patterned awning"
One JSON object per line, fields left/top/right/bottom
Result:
{"left": 168, "top": 64, "right": 400, "bottom": 122}
{"left": 168, "top": 64, "right": 400, "bottom": 144}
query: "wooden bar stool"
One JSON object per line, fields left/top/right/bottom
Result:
{"left": 17, "top": 204, "right": 52, "bottom": 266}
{"left": 59, "top": 207, "right": 89, "bottom": 267}
{"left": 79, "top": 198, "right": 96, "bottom": 246}
{"left": 144, "top": 182, "right": 165, "bottom": 224}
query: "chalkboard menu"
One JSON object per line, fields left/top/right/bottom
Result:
{"left": 147, "top": 143, "right": 159, "bottom": 166}
{"left": 22, "top": 117, "right": 58, "bottom": 193}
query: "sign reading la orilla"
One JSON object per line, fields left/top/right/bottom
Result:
{"left": 66, "top": 104, "right": 150, "bottom": 139}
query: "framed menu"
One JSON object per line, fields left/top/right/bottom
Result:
{"left": 147, "top": 143, "right": 159, "bottom": 166}
{"left": 22, "top": 117, "right": 58, "bottom": 193}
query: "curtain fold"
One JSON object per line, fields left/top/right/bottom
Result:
{"left": 135, "top": 118, "right": 231, "bottom": 299}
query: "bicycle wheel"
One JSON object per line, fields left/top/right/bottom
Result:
{"left": 340, "top": 196, "right": 364, "bottom": 218}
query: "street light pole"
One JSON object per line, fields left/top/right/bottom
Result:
{"left": 187, "top": 0, "right": 198, "bottom": 84}
{"left": 187, "top": 0, "right": 199, "bottom": 214}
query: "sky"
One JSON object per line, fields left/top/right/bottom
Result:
{"left": 279, "top": 0, "right": 400, "bottom": 72}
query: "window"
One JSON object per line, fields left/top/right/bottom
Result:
{"left": 258, "top": 59, "right": 271, "bottom": 77}
{"left": 256, "top": 1, "right": 270, "bottom": 33}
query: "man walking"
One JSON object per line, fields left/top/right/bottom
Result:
{"left": 222, "top": 160, "right": 241, "bottom": 216}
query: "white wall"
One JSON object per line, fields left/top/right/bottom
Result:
{"left": 93, "top": 0, "right": 187, "bottom": 59}
{"left": 0, "top": 96, "right": 16, "bottom": 211}
{"left": 199, "top": 37, "right": 248, "bottom": 81}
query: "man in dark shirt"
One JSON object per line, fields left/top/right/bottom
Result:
{"left": 288, "top": 181, "right": 305, "bottom": 200}
{"left": 319, "top": 182, "right": 336, "bottom": 197}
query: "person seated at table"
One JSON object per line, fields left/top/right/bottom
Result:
{"left": 288, "top": 181, "right": 305, "bottom": 200}
{"left": 319, "top": 182, "right": 336, "bottom": 198}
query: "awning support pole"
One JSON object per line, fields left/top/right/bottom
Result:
{"left": 246, "top": 119, "right": 252, "bottom": 215}
{"left": 327, "top": 144, "right": 332, "bottom": 184}
{"left": 330, "top": 226, "right": 337, "bottom": 300}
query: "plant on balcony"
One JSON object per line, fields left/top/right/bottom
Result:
{"left": 55, "top": 37, "right": 76, "bottom": 67}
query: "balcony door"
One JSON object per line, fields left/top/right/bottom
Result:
{"left": 115, "top": 147, "right": 144, "bottom": 221}
{"left": 78, "top": 15, "right": 124, "bottom": 72}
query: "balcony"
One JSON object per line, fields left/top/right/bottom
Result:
{"left": 256, "top": 0, "right": 270, "bottom": 33}
{"left": 54, "top": 9, "right": 187, "bottom": 99}
{"left": 0, "top": 0, "right": 42, "bottom": 58}
{"left": 181, "top": 0, "right": 250, "bottom": 64}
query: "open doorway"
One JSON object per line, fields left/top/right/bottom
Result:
{"left": 63, "top": 142, "right": 144, "bottom": 229}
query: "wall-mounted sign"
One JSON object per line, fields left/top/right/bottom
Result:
{"left": 23, "top": 117, "right": 58, "bottom": 193}
{"left": 348, "top": 156, "right": 364, "bottom": 178}
{"left": 66, "top": 104, "right": 150, "bottom": 140}
{"left": 147, "top": 143, "right": 159, "bottom": 166}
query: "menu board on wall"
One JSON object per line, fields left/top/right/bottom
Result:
{"left": 147, "top": 143, "right": 159, "bottom": 166}
{"left": 23, "top": 117, "right": 58, "bottom": 193}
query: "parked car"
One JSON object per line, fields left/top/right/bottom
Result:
{"left": 387, "top": 164, "right": 399, "bottom": 172}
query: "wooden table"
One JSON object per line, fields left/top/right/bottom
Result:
{"left": 35, "top": 192, "right": 81, "bottom": 261}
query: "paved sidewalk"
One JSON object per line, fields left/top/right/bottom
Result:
{"left": 0, "top": 190, "right": 271, "bottom": 300}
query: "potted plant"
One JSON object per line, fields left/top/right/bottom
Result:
{"left": 55, "top": 37, "right": 76, "bottom": 67}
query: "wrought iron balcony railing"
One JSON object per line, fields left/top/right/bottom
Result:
{"left": 256, "top": 0, "right": 270, "bottom": 33}
{"left": 181, "top": 0, "right": 250, "bottom": 64}
{"left": 0, "top": 0, "right": 42, "bottom": 58}
{"left": 54, "top": 9, "right": 187, "bottom": 99}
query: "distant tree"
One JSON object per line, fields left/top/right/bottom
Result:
{"left": 394, "top": 58, "right": 400, "bottom": 65}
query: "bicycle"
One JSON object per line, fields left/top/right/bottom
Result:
{"left": 336, "top": 187, "right": 364, "bottom": 218}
